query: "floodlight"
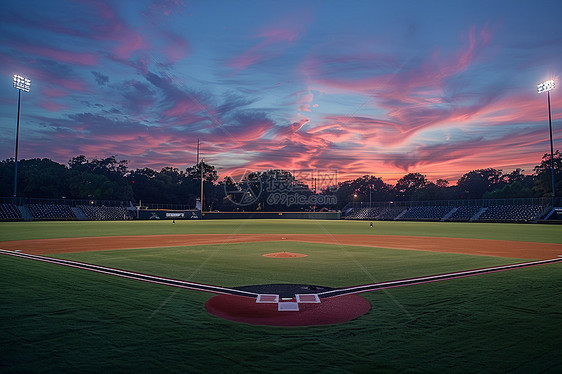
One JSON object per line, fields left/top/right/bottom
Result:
{"left": 12, "top": 74, "right": 31, "bottom": 199}
{"left": 13, "top": 74, "right": 31, "bottom": 92}
{"left": 537, "top": 79, "right": 557, "bottom": 200}
{"left": 537, "top": 80, "right": 555, "bottom": 94}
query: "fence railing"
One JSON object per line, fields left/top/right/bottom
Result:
{"left": 0, "top": 197, "right": 197, "bottom": 211}
{"left": 1, "top": 196, "right": 132, "bottom": 208}
{"left": 342, "top": 197, "right": 560, "bottom": 211}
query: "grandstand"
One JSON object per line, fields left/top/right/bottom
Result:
{"left": 79, "top": 205, "right": 129, "bottom": 221}
{"left": 397, "top": 206, "right": 453, "bottom": 221}
{"left": 0, "top": 198, "right": 136, "bottom": 222}
{"left": 28, "top": 204, "right": 76, "bottom": 221}
{"left": 343, "top": 198, "right": 558, "bottom": 223}
{"left": 447, "top": 206, "right": 482, "bottom": 222}
{"left": 0, "top": 203, "right": 22, "bottom": 221}
{"left": 475, "top": 205, "right": 546, "bottom": 223}
{"left": 0, "top": 197, "right": 559, "bottom": 223}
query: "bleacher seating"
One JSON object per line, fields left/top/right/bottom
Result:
{"left": 397, "top": 206, "right": 453, "bottom": 221}
{"left": 28, "top": 204, "right": 77, "bottom": 220}
{"left": 376, "top": 207, "right": 407, "bottom": 220}
{"left": 447, "top": 206, "right": 482, "bottom": 222}
{"left": 0, "top": 203, "right": 23, "bottom": 221}
{"left": 344, "top": 203, "right": 547, "bottom": 223}
{"left": 345, "top": 208, "right": 369, "bottom": 220}
{"left": 475, "top": 205, "right": 544, "bottom": 222}
{"left": 345, "top": 207, "right": 405, "bottom": 220}
{"left": 78, "top": 206, "right": 129, "bottom": 220}
{"left": 1, "top": 199, "right": 550, "bottom": 223}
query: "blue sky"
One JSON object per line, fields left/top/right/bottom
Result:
{"left": 1, "top": 0, "right": 561, "bottom": 184}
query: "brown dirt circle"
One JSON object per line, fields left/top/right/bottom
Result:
{"left": 1, "top": 234, "right": 561, "bottom": 259}
{"left": 262, "top": 252, "right": 308, "bottom": 258}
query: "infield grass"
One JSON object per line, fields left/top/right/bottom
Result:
{"left": 1, "top": 220, "right": 561, "bottom": 373}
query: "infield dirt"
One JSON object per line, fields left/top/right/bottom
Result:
{"left": 1, "top": 234, "right": 561, "bottom": 259}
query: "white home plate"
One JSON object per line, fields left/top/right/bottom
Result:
{"left": 278, "top": 302, "right": 299, "bottom": 311}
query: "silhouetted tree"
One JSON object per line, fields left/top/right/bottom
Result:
{"left": 394, "top": 173, "right": 428, "bottom": 200}
{"left": 483, "top": 182, "right": 535, "bottom": 199}
{"left": 186, "top": 161, "right": 218, "bottom": 183}
{"left": 456, "top": 168, "right": 503, "bottom": 199}
{"left": 3, "top": 152, "right": 560, "bottom": 209}
{"left": 533, "top": 151, "right": 561, "bottom": 197}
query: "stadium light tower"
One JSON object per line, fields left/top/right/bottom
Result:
{"left": 537, "top": 79, "right": 556, "bottom": 201}
{"left": 12, "top": 74, "right": 31, "bottom": 200}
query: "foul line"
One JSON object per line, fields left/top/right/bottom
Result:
{"left": 317, "top": 257, "right": 562, "bottom": 298}
{"left": 2, "top": 249, "right": 560, "bottom": 300}
{"left": 0, "top": 249, "right": 258, "bottom": 298}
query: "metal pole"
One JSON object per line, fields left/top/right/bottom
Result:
{"left": 547, "top": 91, "right": 556, "bottom": 200}
{"left": 13, "top": 89, "right": 21, "bottom": 200}
{"left": 200, "top": 161, "right": 204, "bottom": 213}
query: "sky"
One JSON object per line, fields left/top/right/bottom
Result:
{"left": 1, "top": 0, "right": 561, "bottom": 186}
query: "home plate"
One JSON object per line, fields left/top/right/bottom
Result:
{"left": 278, "top": 302, "right": 299, "bottom": 311}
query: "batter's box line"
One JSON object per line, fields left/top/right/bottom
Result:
{"left": 295, "top": 294, "right": 321, "bottom": 303}
{"left": 256, "top": 294, "right": 321, "bottom": 304}
{"left": 256, "top": 294, "right": 279, "bottom": 303}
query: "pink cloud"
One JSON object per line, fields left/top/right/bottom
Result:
{"left": 227, "top": 11, "right": 310, "bottom": 71}
{"left": 43, "top": 88, "right": 69, "bottom": 98}
{"left": 113, "top": 31, "right": 150, "bottom": 60}
{"left": 301, "top": 24, "right": 494, "bottom": 145}
{"left": 84, "top": 1, "right": 151, "bottom": 60}
{"left": 147, "top": 0, "right": 186, "bottom": 17}
{"left": 38, "top": 100, "right": 69, "bottom": 112}
{"left": 295, "top": 91, "right": 314, "bottom": 112}
{"left": 21, "top": 45, "right": 97, "bottom": 66}
{"left": 0, "top": 53, "right": 89, "bottom": 93}
{"left": 162, "top": 99, "right": 201, "bottom": 118}
{"left": 162, "top": 32, "right": 190, "bottom": 63}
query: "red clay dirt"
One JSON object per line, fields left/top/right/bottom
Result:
{"left": 262, "top": 252, "right": 308, "bottom": 258}
{"left": 1, "top": 234, "right": 561, "bottom": 259}
{"left": 205, "top": 294, "right": 371, "bottom": 326}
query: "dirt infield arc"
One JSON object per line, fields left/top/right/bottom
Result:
{"left": 1, "top": 234, "right": 562, "bottom": 259}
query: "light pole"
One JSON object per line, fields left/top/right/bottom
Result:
{"left": 200, "top": 160, "right": 204, "bottom": 213}
{"left": 537, "top": 79, "right": 556, "bottom": 202}
{"left": 12, "top": 75, "right": 31, "bottom": 201}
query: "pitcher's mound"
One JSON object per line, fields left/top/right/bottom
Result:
{"left": 262, "top": 252, "right": 307, "bottom": 258}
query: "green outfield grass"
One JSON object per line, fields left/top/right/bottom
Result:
{"left": 1, "top": 220, "right": 561, "bottom": 373}
{"left": 1, "top": 219, "right": 562, "bottom": 243}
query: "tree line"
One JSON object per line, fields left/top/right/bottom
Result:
{"left": 0, "top": 152, "right": 559, "bottom": 211}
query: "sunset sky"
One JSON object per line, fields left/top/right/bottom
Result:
{"left": 1, "top": 0, "right": 561, "bottom": 185}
